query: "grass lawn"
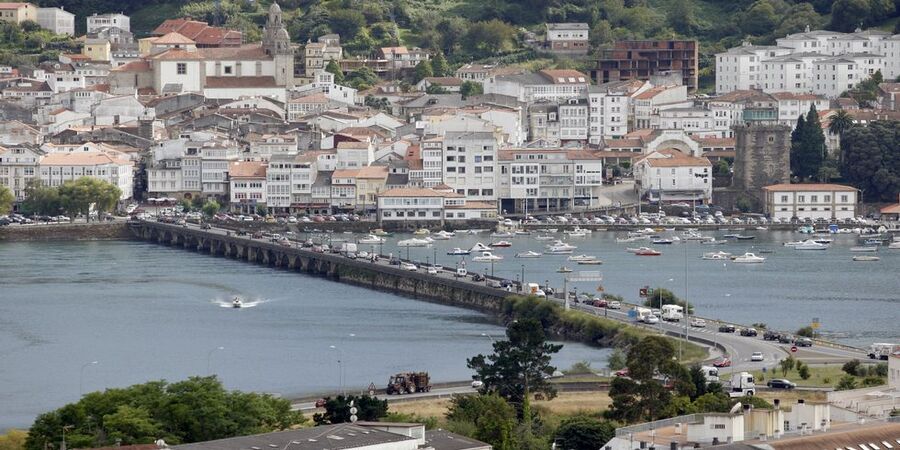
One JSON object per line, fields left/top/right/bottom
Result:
{"left": 751, "top": 364, "right": 885, "bottom": 388}
{"left": 387, "top": 391, "right": 612, "bottom": 420}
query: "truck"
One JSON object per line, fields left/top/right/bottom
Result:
{"left": 661, "top": 304, "right": 684, "bottom": 322}
{"left": 867, "top": 343, "right": 899, "bottom": 360}
{"left": 338, "top": 242, "right": 358, "bottom": 256}
{"left": 633, "top": 307, "right": 653, "bottom": 323}
{"left": 700, "top": 365, "right": 720, "bottom": 383}
{"left": 525, "top": 283, "right": 546, "bottom": 297}
{"left": 727, "top": 372, "right": 756, "bottom": 398}
{"left": 386, "top": 372, "right": 432, "bottom": 395}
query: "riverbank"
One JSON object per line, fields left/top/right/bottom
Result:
{"left": 0, "top": 222, "right": 130, "bottom": 241}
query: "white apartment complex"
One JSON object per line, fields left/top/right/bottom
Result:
{"left": 716, "top": 28, "right": 900, "bottom": 97}
{"left": 439, "top": 131, "right": 500, "bottom": 201}
{"left": 86, "top": 13, "right": 130, "bottom": 33}
{"left": 36, "top": 7, "right": 74, "bottom": 35}
{"left": 38, "top": 152, "right": 133, "bottom": 200}
{"left": 634, "top": 149, "right": 712, "bottom": 203}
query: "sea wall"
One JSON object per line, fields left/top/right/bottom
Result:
{"left": 0, "top": 222, "right": 131, "bottom": 241}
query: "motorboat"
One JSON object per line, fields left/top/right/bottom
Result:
{"left": 413, "top": 228, "right": 431, "bottom": 236}
{"left": 470, "top": 242, "right": 491, "bottom": 252}
{"left": 793, "top": 239, "right": 829, "bottom": 250}
{"left": 849, "top": 246, "right": 878, "bottom": 252}
{"left": 557, "top": 266, "right": 573, "bottom": 273}
{"left": 472, "top": 251, "right": 504, "bottom": 262}
{"left": 783, "top": 240, "right": 804, "bottom": 247}
{"left": 515, "top": 230, "right": 532, "bottom": 236}
{"left": 447, "top": 248, "right": 471, "bottom": 255}
{"left": 797, "top": 225, "right": 815, "bottom": 234}
{"left": 864, "top": 239, "right": 883, "bottom": 246}
{"left": 813, "top": 238, "right": 833, "bottom": 245}
{"left": 358, "top": 234, "right": 386, "bottom": 244}
{"left": 852, "top": 255, "right": 880, "bottom": 262}
{"left": 732, "top": 253, "right": 765, "bottom": 263}
{"left": 634, "top": 247, "right": 661, "bottom": 256}
{"left": 398, "top": 238, "right": 431, "bottom": 247}
{"left": 371, "top": 228, "right": 391, "bottom": 236}
{"left": 735, "top": 235, "right": 756, "bottom": 240}
{"left": 490, "top": 231, "right": 514, "bottom": 238}
{"left": 652, "top": 238, "right": 674, "bottom": 245}
{"left": 701, "top": 238, "right": 727, "bottom": 245}
{"left": 889, "top": 242, "right": 900, "bottom": 249}
{"left": 682, "top": 231, "right": 708, "bottom": 240}
{"left": 568, "top": 254, "right": 598, "bottom": 262}
{"left": 535, "top": 235, "right": 555, "bottom": 241}
{"left": 546, "top": 240, "right": 577, "bottom": 252}
{"left": 702, "top": 251, "right": 732, "bottom": 260}
{"left": 722, "top": 234, "right": 740, "bottom": 239}
{"left": 430, "top": 230, "right": 455, "bottom": 240}
{"left": 546, "top": 247, "right": 574, "bottom": 255}
{"left": 756, "top": 226, "right": 768, "bottom": 231}
{"left": 565, "top": 231, "right": 587, "bottom": 238}
{"left": 577, "top": 259, "right": 603, "bottom": 265}
{"left": 490, "top": 241, "right": 513, "bottom": 248}
{"left": 565, "top": 226, "right": 591, "bottom": 236}
{"left": 515, "top": 250, "right": 543, "bottom": 258}
{"left": 232, "top": 297, "right": 243, "bottom": 308}
{"left": 545, "top": 228, "right": 558, "bottom": 233}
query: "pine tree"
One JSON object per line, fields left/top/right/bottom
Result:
{"left": 802, "top": 105, "right": 826, "bottom": 180}
{"left": 790, "top": 114, "right": 806, "bottom": 179}
{"left": 431, "top": 52, "right": 449, "bottom": 77}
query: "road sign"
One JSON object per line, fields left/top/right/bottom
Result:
{"left": 811, "top": 322, "right": 820, "bottom": 329}
{"left": 639, "top": 287, "right": 648, "bottom": 297}
{"left": 349, "top": 407, "right": 358, "bottom": 415}
{"left": 350, "top": 414, "right": 357, "bottom": 423}
{"left": 791, "top": 346, "right": 798, "bottom": 353}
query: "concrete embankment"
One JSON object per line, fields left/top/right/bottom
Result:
{"left": 0, "top": 222, "right": 131, "bottom": 241}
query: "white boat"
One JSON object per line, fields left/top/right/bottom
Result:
{"left": 813, "top": 238, "right": 833, "bottom": 244}
{"left": 546, "top": 240, "right": 577, "bottom": 252}
{"left": 683, "top": 231, "right": 708, "bottom": 240}
{"left": 514, "top": 230, "right": 532, "bottom": 235}
{"left": 470, "top": 242, "right": 491, "bottom": 252}
{"left": 756, "top": 226, "right": 768, "bottom": 231}
{"left": 783, "top": 240, "right": 804, "bottom": 247}
{"left": 358, "top": 234, "right": 385, "bottom": 244}
{"left": 702, "top": 251, "right": 732, "bottom": 260}
{"left": 701, "top": 238, "right": 727, "bottom": 245}
{"left": 577, "top": 259, "right": 603, "bottom": 265}
{"left": 431, "top": 230, "right": 455, "bottom": 240}
{"left": 490, "top": 240, "right": 512, "bottom": 248}
{"left": 634, "top": 247, "right": 661, "bottom": 256}
{"left": 624, "top": 247, "right": 641, "bottom": 253}
{"left": 852, "top": 255, "right": 880, "bottom": 262}
{"left": 398, "top": 238, "right": 431, "bottom": 247}
{"left": 889, "top": 242, "right": 900, "bottom": 249}
{"left": 616, "top": 237, "right": 639, "bottom": 243}
{"left": 732, "top": 253, "right": 766, "bottom": 263}
{"left": 413, "top": 228, "right": 431, "bottom": 236}
{"left": 567, "top": 254, "right": 598, "bottom": 262}
{"left": 793, "top": 239, "right": 829, "bottom": 250}
{"left": 515, "top": 250, "right": 543, "bottom": 258}
{"left": 232, "top": 297, "right": 243, "bottom": 308}
{"left": 566, "top": 226, "right": 591, "bottom": 235}
{"left": 535, "top": 235, "right": 555, "bottom": 241}
{"left": 557, "top": 266, "right": 573, "bottom": 273}
{"left": 490, "top": 231, "right": 514, "bottom": 238}
{"left": 447, "top": 248, "right": 470, "bottom": 255}
{"left": 545, "top": 228, "right": 558, "bottom": 233}
{"left": 566, "top": 231, "right": 587, "bottom": 238}
{"left": 652, "top": 238, "right": 674, "bottom": 245}
{"left": 849, "top": 246, "right": 878, "bottom": 252}
{"left": 472, "top": 251, "right": 504, "bottom": 262}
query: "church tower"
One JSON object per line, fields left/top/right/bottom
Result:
{"left": 262, "top": 2, "right": 294, "bottom": 87}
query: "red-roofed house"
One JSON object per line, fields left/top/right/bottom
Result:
{"left": 376, "top": 187, "right": 495, "bottom": 224}
{"left": 634, "top": 149, "right": 712, "bottom": 203}
{"left": 762, "top": 183, "right": 858, "bottom": 220}
{"left": 38, "top": 151, "right": 134, "bottom": 200}
{"left": 879, "top": 194, "right": 900, "bottom": 221}
{"left": 229, "top": 161, "right": 267, "bottom": 213}
{"left": 0, "top": 2, "right": 36, "bottom": 25}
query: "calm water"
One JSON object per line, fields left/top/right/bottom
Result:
{"left": 0, "top": 241, "right": 610, "bottom": 430}
{"left": 367, "top": 228, "right": 899, "bottom": 345}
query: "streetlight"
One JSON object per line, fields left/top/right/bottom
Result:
{"left": 520, "top": 265, "right": 525, "bottom": 291}
{"left": 329, "top": 345, "right": 344, "bottom": 395}
{"left": 433, "top": 247, "right": 438, "bottom": 267}
{"left": 207, "top": 346, "right": 225, "bottom": 375}
{"left": 79, "top": 361, "right": 98, "bottom": 396}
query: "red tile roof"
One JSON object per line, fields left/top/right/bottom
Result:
{"left": 205, "top": 76, "right": 277, "bottom": 88}
{"left": 763, "top": 183, "right": 857, "bottom": 192}
{"left": 111, "top": 60, "right": 150, "bottom": 72}
{"left": 229, "top": 161, "right": 266, "bottom": 178}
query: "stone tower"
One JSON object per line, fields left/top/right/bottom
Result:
{"left": 732, "top": 106, "right": 791, "bottom": 204}
{"left": 262, "top": 2, "right": 294, "bottom": 87}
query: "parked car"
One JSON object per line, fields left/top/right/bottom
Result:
{"left": 471, "top": 273, "right": 485, "bottom": 282}
{"left": 315, "top": 398, "right": 327, "bottom": 408}
{"left": 740, "top": 328, "right": 759, "bottom": 337}
{"left": 767, "top": 379, "right": 796, "bottom": 389}
{"left": 718, "top": 324, "right": 736, "bottom": 333}
{"left": 795, "top": 337, "right": 813, "bottom": 347}
{"left": 750, "top": 351, "right": 764, "bottom": 361}
{"left": 778, "top": 334, "right": 795, "bottom": 344}
{"left": 471, "top": 380, "right": 484, "bottom": 388}
{"left": 645, "top": 314, "right": 660, "bottom": 324}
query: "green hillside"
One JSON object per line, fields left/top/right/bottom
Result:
{"left": 24, "top": 0, "right": 900, "bottom": 90}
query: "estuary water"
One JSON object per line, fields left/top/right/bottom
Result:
{"left": 0, "top": 240, "right": 610, "bottom": 430}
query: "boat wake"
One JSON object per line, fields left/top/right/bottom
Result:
{"left": 211, "top": 297, "right": 270, "bottom": 309}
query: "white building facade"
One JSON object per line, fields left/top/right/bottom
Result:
{"left": 763, "top": 183, "right": 858, "bottom": 220}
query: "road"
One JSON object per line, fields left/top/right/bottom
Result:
{"left": 171, "top": 220, "right": 866, "bottom": 374}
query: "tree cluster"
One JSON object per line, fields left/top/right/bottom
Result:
{"left": 21, "top": 178, "right": 121, "bottom": 220}
{"left": 841, "top": 120, "right": 900, "bottom": 202}
{"left": 24, "top": 376, "right": 305, "bottom": 450}
{"left": 790, "top": 105, "right": 827, "bottom": 181}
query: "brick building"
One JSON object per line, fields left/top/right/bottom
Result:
{"left": 593, "top": 40, "right": 699, "bottom": 91}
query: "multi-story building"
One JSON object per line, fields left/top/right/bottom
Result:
{"left": 545, "top": 23, "right": 589, "bottom": 55}
{"left": 150, "top": 18, "right": 241, "bottom": 48}
{"left": 376, "top": 187, "right": 456, "bottom": 223}
{"left": 558, "top": 97, "right": 589, "bottom": 142}
{"left": 330, "top": 165, "right": 388, "bottom": 211}
{"left": 631, "top": 84, "right": 690, "bottom": 129}
{"left": 87, "top": 13, "right": 130, "bottom": 33}
{"left": 594, "top": 40, "right": 699, "bottom": 91}
{"left": 770, "top": 92, "right": 829, "bottom": 125}
{"left": 762, "top": 183, "right": 858, "bottom": 220}
{"left": 416, "top": 139, "right": 443, "bottom": 187}
{"left": 483, "top": 69, "right": 589, "bottom": 103}
{"left": 440, "top": 130, "right": 500, "bottom": 202}
{"left": 0, "top": 144, "right": 42, "bottom": 204}
{"left": 228, "top": 160, "right": 266, "bottom": 213}
{"left": 658, "top": 107, "right": 723, "bottom": 137}
{"left": 336, "top": 141, "right": 374, "bottom": 169}
{"left": 302, "top": 35, "right": 342, "bottom": 77}
{"left": 36, "top": 7, "right": 74, "bottom": 35}
{"left": 38, "top": 151, "right": 133, "bottom": 200}
{"left": 587, "top": 79, "right": 649, "bottom": 144}
{"left": 247, "top": 134, "right": 298, "bottom": 161}
{"left": 714, "top": 43, "right": 792, "bottom": 94}
{"left": 634, "top": 149, "right": 712, "bottom": 204}
{"left": 497, "top": 148, "right": 603, "bottom": 214}
{"left": 266, "top": 151, "right": 328, "bottom": 213}
{"left": 0, "top": 2, "right": 36, "bottom": 25}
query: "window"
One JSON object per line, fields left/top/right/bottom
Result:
{"left": 780, "top": 195, "right": 789, "bottom": 202}
{"left": 224, "top": 66, "right": 233, "bottom": 74}
{"left": 798, "top": 195, "right": 805, "bottom": 202}
{"left": 841, "top": 195, "right": 848, "bottom": 202}
{"left": 176, "top": 63, "right": 187, "bottom": 75}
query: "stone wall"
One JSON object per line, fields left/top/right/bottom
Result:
{"left": 0, "top": 222, "right": 132, "bottom": 241}
{"left": 733, "top": 123, "right": 791, "bottom": 204}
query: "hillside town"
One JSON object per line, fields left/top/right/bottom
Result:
{"left": 0, "top": 3, "right": 898, "bottom": 225}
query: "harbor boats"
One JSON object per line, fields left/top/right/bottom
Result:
{"left": 470, "top": 242, "right": 491, "bottom": 252}
{"left": 732, "top": 253, "right": 766, "bottom": 263}
{"left": 849, "top": 246, "right": 878, "bottom": 252}
{"left": 398, "top": 237, "right": 432, "bottom": 247}
{"left": 852, "top": 255, "right": 880, "bottom": 262}
{"left": 546, "top": 240, "right": 577, "bottom": 253}
{"left": 371, "top": 228, "right": 391, "bottom": 236}
{"left": 447, "top": 248, "right": 471, "bottom": 256}
{"left": 515, "top": 250, "right": 543, "bottom": 258}
{"left": 702, "top": 251, "right": 732, "bottom": 260}
{"left": 430, "top": 230, "right": 455, "bottom": 240}
{"left": 546, "top": 247, "right": 575, "bottom": 255}
{"left": 864, "top": 239, "right": 883, "bottom": 246}
{"left": 490, "top": 240, "right": 513, "bottom": 248}
{"left": 232, "top": 297, "right": 243, "bottom": 308}
{"left": 515, "top": 230, "right": 532, "bottom": 235}
{"left": 889, "top": 242, "right": 900, "bottom": 249}
{"left": 813, "top": 238, "right": 833, "bottom": 244}
{"left": 683, "top": 231, "right": 709, "bottom": 240}
{"left": 358, "top": 234, "right": 386, "bottom": 244}
{"left": 577, "top": 259, "right": 603, "bottom": 265}
{"left": 652, "top": 238, "right": 674, "bottom": 245}
{"left": 701, "top": 238, "right": 727, "bottom": 245}
{"left": 535, "top": 235, "right": 555, "bottom": 241}
{"left": 735, "top": 235, "right": 756, "bottom": 240}
{"left": 565, "top": 231, "right": 587, "bottom": 238}
{"left": 634, "top": 247, "right": 661, "bottom": 256}
{"left": 565, "top": 226, "right": 591, "bottom": 236}
{"left": 413, "top": 228, "right": 431, "bottom": 236}
{"left": 472, "top": 251, "right": 504, "bottom": 262}
{"left": 567, "top": 254, "right": 598, "bottom": 262}
{"left": 624, "top": 247, "right": 641, "bottom": 253}
{"left": 557, "top": 266, "right": 573, "bottom": 273}
{"left": 722, "top": 234, "right": 740, "bottom": 239}
{"left": 617, "top": 237, "right": 640, "bottom": 243}
{"left": 793, "top": 239, "right": 829, "bottom": 250}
